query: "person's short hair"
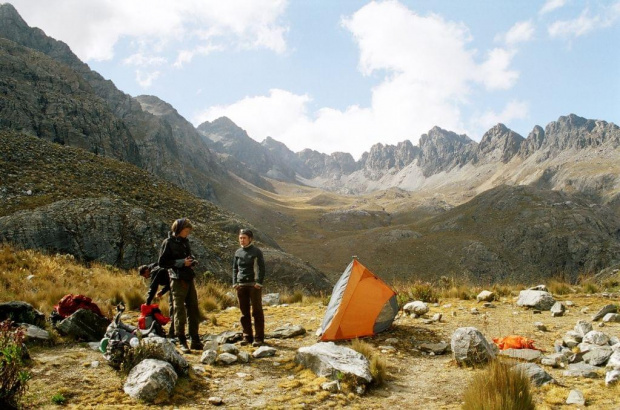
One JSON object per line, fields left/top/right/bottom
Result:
{"left": 138, "top": 265, "right": 150, "bottom": 276}
{"left": 239, "top": 228, "right": 254, "bottom": 239}
{"left": 171, "top": 218, "right": 193, "bottom": 236}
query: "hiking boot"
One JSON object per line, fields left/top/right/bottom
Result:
{"left": 252, "top": 340, "right": 264, "bottom": 347}
{"left": 240, "top": 338, "right": 253, "bottom": 346}
{"left": 178, "top": 337, "right": 190, "bottom": 354}
{"left": 190, "top": 340, "right": 204, "bottom": 351}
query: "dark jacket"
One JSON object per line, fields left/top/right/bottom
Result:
{"left": 232, "top": 244, "right": 265, "bottom": 286}
{"left": 144, "top": 263, "right": 171, "bottom": 305}
{"left": 158, "top": 232, "right": 195, "bottom": 281}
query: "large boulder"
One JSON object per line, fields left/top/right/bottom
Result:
{"left": 56, "top": 309, "right": 110, "bottom": 342}
{"left": 141, "top": 337, "right": 189, "bottom": 376}
{"left": 0, "top": 301, "right": 45, "bottom": 326}
{"left": 583, "top": 331, "right": 610, "bottom": 346}
{"left": 295, "top": 342, "right": 372, "bottom": 386}
{"left": 583, "top": 346, "right": 613, "bottom": 367}
{"left": 516, "top": 290, "right": 555, "bottom": 310}
{"left": 451, "top": 327, "right": 496, "bottom": 366}
{"left": 123, "top": 359, "right": 177, "bottom": 402}
{"left": 476, "top": 290, "right": 495, "bottom": 302}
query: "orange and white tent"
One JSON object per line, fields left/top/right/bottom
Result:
{"left": 317, "top": 258, "right": 398, "bottom": 341}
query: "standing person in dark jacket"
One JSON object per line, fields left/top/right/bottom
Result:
{"left": 158, "top": 218, "right": 203, "bottom": 353}
{"left": 232, "top": 229, "right": 266, "bottom": 347}
{"left": 138, "top": 263, "right": 174, "bottom": 337}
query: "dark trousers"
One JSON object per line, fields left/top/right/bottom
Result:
{"left": 236, "top": 286, "right": 264, "bottom": 342}
{"left": 171, "top": 278, "right": 200, "bottom": 341}
{"left": 167, "top": 291, "right": 175, "bottom": 337}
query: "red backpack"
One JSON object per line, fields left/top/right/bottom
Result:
{"left": 138, "top": 304, "right": 170, "bottom": 331}
{"left": 54, "top": 294, "right": 104, "bottom": 318}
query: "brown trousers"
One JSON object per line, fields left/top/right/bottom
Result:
{"left": 171, "top": 278, "right": 200, "bottom": 341}
{"left": 236, "top": 286, "right": 264, "bottom": 342}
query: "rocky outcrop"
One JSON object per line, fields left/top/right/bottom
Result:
{"left": 474, "top": 124, "right": 524, "bottom": 164}
{"left": 297, "top": 149, "right": 358, "bottom": 179}
{"left": 417, "top": 127, "right": 476, "bottom": 177}
{"left": 360, "top": 140, "right": 419, "bottom": 179}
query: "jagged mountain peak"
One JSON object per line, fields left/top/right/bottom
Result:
{"left": 135, "top": 94, "right": 178, "bottom": 117}
{"left": 475, "top": 123, "right": 524, "bottom": 163}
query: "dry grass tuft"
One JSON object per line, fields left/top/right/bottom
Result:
{"left": 546, "top": 279, "right": 573, "bottom": 295}
{"left": 350, "top": 339, "right": 387, "bottom": 387}
{"left": 282, "top": 290, "right": 304, "bottom": 304}
{"left": 462, "top": 359, "right": 534, "bottom": 410}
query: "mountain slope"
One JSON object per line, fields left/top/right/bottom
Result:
{"left": 0, "top": 130, "right": 331, "bottom": 292}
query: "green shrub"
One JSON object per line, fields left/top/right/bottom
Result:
{"left": 0, "top": 320, "right": 32, "bottom": 409}
{"left": 462, "top": 360, "right": 534, "bottom": 410}
{"left": 51, "top": 393, "right": 66, "bottom": 405}
{"left": 407, "top": 281, "right": 438, "bottom": 303}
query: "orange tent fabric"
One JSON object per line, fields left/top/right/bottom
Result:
{"left": 493, "top": 335, "right": 539, "bottom": 350}
{"left": 318, "top": 259, "right": 398, "bottom": 341}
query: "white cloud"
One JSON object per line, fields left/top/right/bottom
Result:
{"left": 173, "top": 44, "right": 223, "bottom": 68}
{"left": 539, "top": 0, "right": 567, "bottom": 15}
{"left": 498, "top": 21, "right": 535, "bottom": 46}
{"left": 136, "top": 70, "right": 161, "bottom": 88}
{"left": 473, "top": 100, "right": 530, "bottom": 131}
{"left": 194, "top": 1, "right": 524, "bottom": 157}
{"left": 8, "top": 0, "right": 289, "bottom": 62}
{"left": 548, "top": 3, "right": 620, "bottom": 39}
{"left": 123, "top": 53, "right": 167, "bottom": 67}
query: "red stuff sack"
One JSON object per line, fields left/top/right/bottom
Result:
{"left": 54, "top": 294, "right": 104, "bottom": 318}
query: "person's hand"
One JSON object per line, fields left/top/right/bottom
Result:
{"left": 156, "top": 290, "right": 165, "bottom": 298}
{"left": 233, "top": 284, "right": 240, "bottom": 290}
{"left": 183, "top": 256, "right": 193, "bottom": 267}
{"left": 254, "top": 283, "right": 262, "bottom": 289}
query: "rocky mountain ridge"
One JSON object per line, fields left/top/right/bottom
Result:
{"left": 198, "top": 113, "right": 620, "bottom": 204}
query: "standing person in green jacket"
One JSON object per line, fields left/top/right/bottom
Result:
{"left": 158, "top": 218, "right": 203, "bottom": 353}
{"left": 232, "top": 229, "right": 266, "bottom": 347}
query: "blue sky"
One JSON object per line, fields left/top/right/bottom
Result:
{"left": 8, "top": 0, "right": 620, "bottom": 158}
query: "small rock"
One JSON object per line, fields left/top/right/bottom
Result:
{"left": 476, "top": 290, "right": 495, "bottom": 302}
{"left": 514, "top": 363, "right": 554, "bottom": 386}
{"left": 482, "top": 303, "right": 496, "bottom": 308}
{"left": 208, "top": 396, "right": 224, "bottom": 405}
{"left": 550, "top": 302, "right": 565, "bottom": 317}
{"left": 583, "top": 331, "right": 610, "bottom": 346}
{"left": 602, "top": 313, "right": 620, "bottom": 323}
{"left": 563, "top": 330, "right": 582, "bottom": 348}
{"left": 321, "top": 380, "right": 340, "bottom": 393}
{"left": 499, "top": 349, "right": 542, "bottom": 362}
{"left": 403, "top": 301, "right": 429, "bottom": 317}
{"left": 219, "top": 343, "right": 239, "bottom": 354}
{"left": 606, "top": 370, "right": 620, "bottom": 386}
{"left": 566, "top": 390, "right": 585, "bottom": 405}
{"left": 419, "top": 342, "right": 449, "bottom": 355}
{"left": 563, "top": 363, "right": 603, "bottom": 378}
{"left": 581, "top": 307, "right": 589, "bottom": 314}
{"left": 541, "top": 353, "right": 568, "bottom": 368}
{"left": 534, "top": 322, "right": 547, "bottom": 331}
{"left": 470, "top": 308, "right": 480, "bottom": 315}
{"left": 216, "top": 353, "right": 238, "bottom": 365}
{"left": 592, "top": 304, "right": 618, "bottom": 321}
{"left": 253, "top": 346, "right": 276, "bottom": 358}
{"left": 91, "top": 361, "right": 100, "bottom": 368}
{"left": 238, "top": 351, "right": 251, "bottom": 363}
{"left": 574, "top": 320, "right": 593, "bottom": 337}
{"left": 384, "top": 338, "right": 399, "bottom": 344}
{"left": 565, "top": 301, "right": 575, "bottom": 307}
{"left": 201, "top": 350, "right": 217, "bottom": 365}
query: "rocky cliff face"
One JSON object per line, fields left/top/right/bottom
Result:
{"left": 417, "top": 127, "right": 477, "bottom": 176}
{"left": 198, "top": 117, "right": 298, "bottom": 183}
{"left": 360, "top": 140, "right": 419, "bottom": 180}
{"left": 0, "top": 4, "right": 223, "bottom": 200}
{"left": 474, "top": 124, "right": 524, "bottom": 164}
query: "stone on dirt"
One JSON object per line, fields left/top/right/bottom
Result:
{"left": 476, "top": 290, "right": 495, "bottom": 302}
{"left": 266, "top": 324, "right": 306, "bottom": 339}
{"left": 295, "top": 342, "right": 373, "bottom": 386}
{"left": 403, "top": 301, "right": 429, "bottom": 317}
{"left": 606, "top": 370, "right": 620, "bottom": 386}
{"left": 419, "top": 342, "right": 450, "bottom": 355}
{"left": 262, "top": 293, "right": 280, "bottom": 306}
{"left": 56, "top": 308, "right": 110, "bottom": 342}
{"left": 0, "top": 301, "right": 46, "bottom": 327}
{"left": 592, "top": 304, "right": 617, "bottom": 321}
{"left": 19, "top": 323, "right": 50, "bottom": 344}
{"left": 583, "top": 330, "right": 610, "bottom": 346}
{"left": 451, "top": 327, "right": 496, "bottom": 366}
{"left": 516, "top": 290, "right": 555, "bottom": 310}
{"left": 602, "top": 313, "right": 620, "bottom": 323}
{"left": 253, "top": 346, "right": 276, "bottom": 358}
{"left": 574, "top": 320, "right": 593, "bottom": 337}
{"left": 217, "top": 353, "right": 238, "bottom": 365}
{"left": 514, "top": 363, "right": 554, "bottom": 386}
{"left": 142, "top": 337, "right": 190, "bottom": 376}
{"left": 200, "top": 350, "right": 217, "bottom": 365}
{"left": 566, "top": 390, "right": 585, "bottom": 405}
{"left": 541, "top": 353, "right": 568, "bottom": 368}
{"left": 499, "top": 348, "right": 542, "bottom": 362}
{"left": 123, "top": 359, "right": 177, "bottom": 402}
{"left": 563, "top": 362, "right": 604, "bottom": 378}
{"left": 583, "top": 346, "right": 613, "bottom": 367}
{"left": 550, "top": 302, "right": 566, "bottom": 317}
